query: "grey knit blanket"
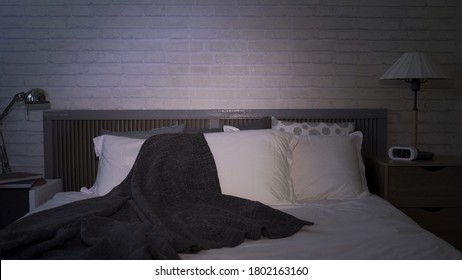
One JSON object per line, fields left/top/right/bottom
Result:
{"left": 0, "top": 133, "right": 312, "bottom": 259}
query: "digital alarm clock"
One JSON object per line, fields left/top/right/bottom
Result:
{"left": 388, "top": 146, "right": 418, "bottom": 161}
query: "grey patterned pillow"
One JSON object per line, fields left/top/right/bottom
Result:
{"left": 271, "top": 117, "right": 355, "bottom": 136}
{"left": 100, "top": 123, "right": 186, "bottom": 139}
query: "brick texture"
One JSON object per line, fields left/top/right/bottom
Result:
{"left": 0, "top": 0, "right": 461, "bottom": 173}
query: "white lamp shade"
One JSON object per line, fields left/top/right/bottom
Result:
{"left": 380, "top": 52, "right": 448, "bottom": 80}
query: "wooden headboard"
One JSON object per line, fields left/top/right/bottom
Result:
{"left": 43, "top": 109, "right": 387, "bottom": 191}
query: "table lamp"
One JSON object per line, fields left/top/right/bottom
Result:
{"left": 0, "top": 88, "right": 50, "bottom": 173}
{"left": 380, "top": 52, "right": 448, "bottom": 160}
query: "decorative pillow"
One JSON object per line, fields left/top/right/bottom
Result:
{"left": 100, "top": 123, "right": 186, "bottom": 139}
{"left": 204, "top": 129, "right": 298, "bottom": 205}
{"left": 234, "top": 117, "right": 271, "bottom": 130}
{"left": 87, "top": 135, "right": 145, "bottom": 196}
{"left": 291, "top": 131, "right": 369, "bottom": 201}
{"left": 185, "top": 127, "right": 223, "bottom": 133}
{"left": 185, "top": 117, "right": 271, "bottom": 134}
{"left": 272, "top": 117, "right": 354, "bottom": 136}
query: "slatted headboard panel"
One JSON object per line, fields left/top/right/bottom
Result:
{"left": 43, "top": 109, "right": 387, "bottom": 191}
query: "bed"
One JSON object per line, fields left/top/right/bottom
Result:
{"left": 1, "top": 108, "right": 461, "bottom": 260}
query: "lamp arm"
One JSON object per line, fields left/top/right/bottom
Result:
{"left": 0, "top": 129, "right": 11, "bottom": 173}
{"left": 0, "top": 93, "right": 25, "bottom": 173}
{"left": 0, "top": 92, "right": 26, "bottom": 124}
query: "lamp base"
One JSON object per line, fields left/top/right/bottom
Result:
{"left": 416, "top": 150, "right": 434, "bottom": 160}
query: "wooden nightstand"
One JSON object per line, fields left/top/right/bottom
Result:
{"left": 0, "top": 179, "right": 62, "bottom": 229}
{"left": 366, "top": 156, "right": 462, "bottom": 249}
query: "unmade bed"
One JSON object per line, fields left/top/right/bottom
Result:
{"left": 1, "top": 109, "right": 461, "bottom": 259}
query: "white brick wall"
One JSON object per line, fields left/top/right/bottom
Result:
{"left": 1, "top": 0, "right": 461, "bottom": 173}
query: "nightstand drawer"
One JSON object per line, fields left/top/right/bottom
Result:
{"left": 387, "top": 166, "right": 462, "bottom": 207}
{"left": 401, "top": 207, "right": 462, "bottom": 249}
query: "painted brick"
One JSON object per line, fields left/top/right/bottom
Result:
{"left": 0, "top": 0, "right": 461, "bottom": 173}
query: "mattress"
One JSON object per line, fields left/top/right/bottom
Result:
{"left": 31, "top": 191, "right": 462, "bottom": 260}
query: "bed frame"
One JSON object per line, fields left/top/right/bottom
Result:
{"left": 43, "top": 109, "right": 387, "bottom": 191}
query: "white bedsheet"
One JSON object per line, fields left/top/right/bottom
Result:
{"left": 27, "top": 191, "right": 98, "bottom": 215}
{"left": 183, "top": 196, "right": 462, "bottom": 260}
{"left": 32, "top": 192, "right": 461, "bottom": 259}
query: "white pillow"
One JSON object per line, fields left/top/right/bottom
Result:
{"left": 204, "top": 129, "right": 298, "bottom": 205}
{"left": 223, "top": 125, "right": 240, "bottom": 132}
{"left": 88, "top": 135, "right": 145, "bottom": 196}
{"left": 291, "top": 131, "right": 369, "bottom": 201}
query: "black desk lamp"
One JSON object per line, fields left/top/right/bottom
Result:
{"left": 0, "top": 88, "right": 50, "bottom": 173}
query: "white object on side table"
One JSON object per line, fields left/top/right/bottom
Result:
{"left": 29, "top": 179, "right": 62, "bottom": 211}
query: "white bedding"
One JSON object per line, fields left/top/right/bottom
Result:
{"left": 27, "top": 191, "right": 98, "bottom": 215}
{"left": 31, "top": 192, "right": 462, "bottom": 260}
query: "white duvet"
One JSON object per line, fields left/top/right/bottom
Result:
{"left": 30, "top": 192, "right": 461, "bottom": 260}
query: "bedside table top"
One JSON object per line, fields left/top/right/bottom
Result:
{"left": 369, "top": 155, "right": 462, "bottom": 167}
